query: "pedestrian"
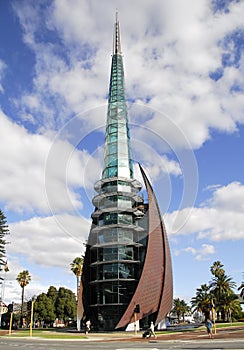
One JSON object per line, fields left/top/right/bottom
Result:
{"left": 205, "top": 318, "right": 213, "bottom": 338}
{"left": 85, "top": 319, "right": 91, "bottom": 335}
{"left": 149, "top": 321, "right": 157, "bottom": 338}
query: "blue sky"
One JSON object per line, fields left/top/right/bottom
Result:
{"left": 0, "top": 0, "right": 243, "bottom": 306}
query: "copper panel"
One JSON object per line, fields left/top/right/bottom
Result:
{"left": 116, "top": 164, "right": 173, "bottom": 328}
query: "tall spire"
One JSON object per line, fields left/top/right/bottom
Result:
{"left": 82, "top": 14, "right": 173, "bottom": 332}
{"left": 113, "top": 11, "right": 122, "bottom": 55}
{"left": 102, "top": 13, "right": 133, "bottom": 179}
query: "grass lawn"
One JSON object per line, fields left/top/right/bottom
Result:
{"left": 5, "top": 328, "right": 87, "bottom": 339}
{"left": 3, "top": 322, "right": 244, "bottom": 339}
{"left": 213, "top": 322, "right": 244, "bottom": 328}
{"left": 157, "top": 322, "right": 244, "bottom": 334}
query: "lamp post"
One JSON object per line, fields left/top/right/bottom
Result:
{"left": 8, "top": 302, "right": 14, "bottom": 335}
{"left": 29, "top": 297, "right": 36, "bottom": 337}
{"left": 211, "top": 299, "right": 216, "bottom": 335}
{"left": 0, "top": 262, "right": 9, "bottom": 327}
{"left": 134, "top": 304, "right": 140, "bottom": 335}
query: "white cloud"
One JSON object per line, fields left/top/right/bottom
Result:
{"left": 210, "top": 181, "right": 244, "bottom": 212}
{"left": 166, "top": 182, "right": 244, "bottom": 241}
{"left": 132, "top": 141, "right": 182, "bottom": 181}
{"left": 2, "top": 213, "right": 90, "bottom": 303}
{"left": 0, "top": 110, "right": 101, "bottom": 214}
{"left": 0, "top": 110, "right": 50, "bottom": 213}
{"left": 11, "top": 0, "right": 110, "bottom": 131}
{"left": 9, "top": 0, "right": 244, "bottom": 150}
{"left": 50, "top": 0, "right": 100, "bottom": 46}
{"left": 2, "top": 256, "right": 77, "bottom": 305}
{"left": 124, "top": 0, "right": 244, "bottom": 149}
{"left": 175, "top": 243, "right": 215, "bottom": 261}
{"left": 9, "top": 214, "right": 90, "bottom": 268}
{"left": 0, "top": 257, "right": 44, "bottom": 305}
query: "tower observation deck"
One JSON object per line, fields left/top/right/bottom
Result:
{"left": 82, "top": 14, "right": 173, "bottom": 331}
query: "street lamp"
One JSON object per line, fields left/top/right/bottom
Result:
{"left": 29, "top": 296, "right": 36, "bottom": 337}
{"left": 0, "top": 261, "right": 9, "bottom": 327}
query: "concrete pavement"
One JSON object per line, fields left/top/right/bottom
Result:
{"left": 1, "top": 324, "right": 243, "bottom": 342}
{"left": 73, "top": 325, "right": 244, "bottom": 342}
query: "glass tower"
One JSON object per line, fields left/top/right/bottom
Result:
{"left": 82, "top": 15, "right": 173, "bottom": 331}
{"left": 102, "top": 16, "right": 133, "bottom": 180}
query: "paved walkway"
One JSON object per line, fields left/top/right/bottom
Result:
{"left": 1, "top": 325, "right": 243, "bottom": 342}
{"left": 74, "top": 325, "right": 244, "bottom": 342}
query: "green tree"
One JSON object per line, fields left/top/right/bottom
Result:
{"left": 238, "top": 283, "right": 244, "bottom": 299}
{"left": 180, "top": 300, "right": 190, "bottom": 322}
{"left": 55, "top": 287, "right": 76, "bottom": 325}
{"left": 210, "top": 264, "right": 236, "bottom": 321}
{"left": 210, "top": 261, "right": 225, "bottom": 278}
{"left": 16, "top": 270, "right": 31, "bottom": 327}
{"left": 34, "top": 293, "right": 56, "bottom": 326}
{"left": 191, "top": 284, "right": 212, "bottom": 319}
{"left": 192, "top": 262, "right": 241, "bottom": 322}
{"left": 32, "top": 286, "right": 77, "bottom": 327}
{"left": 210, "top": 261, "right": 236, "bottom": 321}
{"left": 210, "top": 273, "right": 236, "bottom": 297}
{"left": 47, "top": 286, "right": 58, "bottom": 303}
{"left": 171, "top": 298, "right": 190, "bottom": 323}
{"left": 0, "top": 210, "right": 10, "bottom": 272}
{"left": 70, "top": 256, "right": 84, "bottom": 299}
{"left": 222, "top": 293, "right": 242, "bottom": 322}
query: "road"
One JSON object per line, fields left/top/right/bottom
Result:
{"left": 1, "top": 338, "right": 244, "bottom": 350}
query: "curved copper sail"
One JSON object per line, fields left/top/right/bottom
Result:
{"left": 116, "top": 164, "right": 173, "bottom": 328}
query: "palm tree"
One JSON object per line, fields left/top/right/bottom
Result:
{"left": 16, "top": 270, "right": 31, "bottom": 327}
{"left": 171, "top": 298, "right": 190, "bottom": 323}
{"left": 191, "top": 284, "right": 212, "bottom": 320}
{"left": 222, "top": 293, "right": 241, "bottom": 322}
{"left": 70, "top": 257, "right": 84, "bottom": 300}
{"left": 210, "top": 273, "right": 236, "bottom": 321}
{"left": 238, "top": 283, "right": 244, "bottom": 299}
{"left": 180, "top": 300, "right": 190, "bottom": 322}
{"left": 210, "top": 273, "right": 236, "bottom": 295}
{"left": 210, "top": 261, "right": 225, "bottom": 278}
{"left": 70, "top": 257, "right": 84, "bottom": 331}
{"left": 171, "top": 298, "right": 182, "bottom": 323}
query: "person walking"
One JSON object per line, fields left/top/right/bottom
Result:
{"left": 149, "top": 321, "right": 157, "bottom": 338}
{"left": 85, "top": 319, "right": 91, "bottom": 335}
{"left": 205, "top": 318, "right": 214, "bottom": 338}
